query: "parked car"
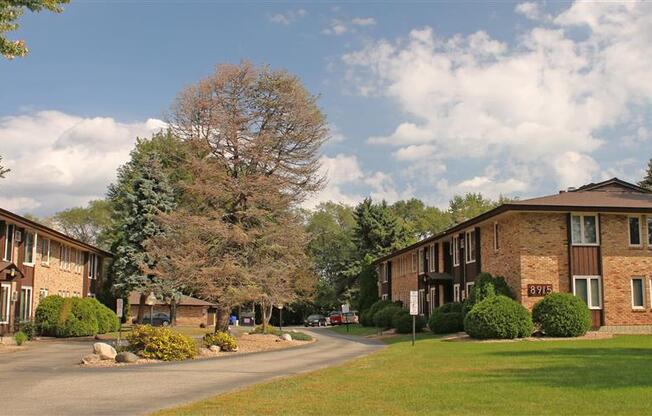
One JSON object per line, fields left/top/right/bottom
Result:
{"left": 343, "top": 311, "right": 359, "bottom": 324}
{"left": 304, "top": 314, "right": 327, "bottom": 327}
{"left": 135, "top": 312, "right": 171, "bottom": 327}
{"left": 329, "top": 311, "right": 343, "bottom": 326}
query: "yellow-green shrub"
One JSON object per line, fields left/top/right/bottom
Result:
{"left": 203, "top": 331, "right": 238, "bottom": 351}
{"left": 127, "top": 325, "right": 197, "bottom": 361}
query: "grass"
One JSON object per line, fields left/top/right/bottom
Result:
{"left": 154, "top": 334, "right": 652, "bottom": 416}
{"left": 328, "top": 324, "right": 379, "bottom": 337}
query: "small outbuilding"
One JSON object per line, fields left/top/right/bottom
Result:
{"left": 128, "top": 292, "right": 216, "bottom": 327}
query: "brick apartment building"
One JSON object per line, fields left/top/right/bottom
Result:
{"left": 374, "top": 178, "right": 652, "bottom": 330}
{"left": 0, "top": 207, "right": 111, "bottom": 335}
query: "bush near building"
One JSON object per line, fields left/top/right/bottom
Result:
{"left": 203, "top": 331, "right": 238, "bottom": 351}
{"left": 127, "top": 325, "right": 198, "bottom": 361}
{"left": 463, "top": 272, "right": 513, "bottom": 315}
{"left": 373, "top": 305, "right": 403, "bottom": 329}
{"left": 464, "top": 295, "right": 533, "bottom": 339}
{"left": 361, "top": 299, "right": 394, "bottom": 327}
{"left": 429, "top": 303, "right": 464, "bottom": 334}
{"left": 35, "top": 295, "right": 120, "bottom": 337}
{"left": 532, "top": 293, "right": 591, "bottom": 337}
{"left": 394, "top": 312, "right": 426, "bottom": 334}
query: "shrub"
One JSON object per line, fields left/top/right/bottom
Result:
{"left": 203, "top": 331, "right": 238, "bottom": 351}
{"left": 127, "top": 325, "right": 197, "bottom": 361}
{"left": 532, "top": 293, "right": 591, "bottom": 337}
{"left": 56, "top": 297, "right": 99, "bottom": 337}
{"left": 14, "top": 331, "right": 28, "bottom": 346}
{"left": 288, "top": 331, "right": 312, "bottom": 341}
{"left": 390, "top": 308, "right": 409, "bottom": 328}
{"left": 250, "top": 325, "right": 282, "bottom": 336}
{"left": 438, "top": 302, "right": 464, "bottom": 314}
{"left": 394, "top": 313, "right": 426, "bottom": 334}
{"left": 464, "top": 273, "right": 514, "bottom": 315}
{"left": 86, "top": 298, "right": 120, "bottom": 334}
{"left": 35, "top": 295, "right": 65, "bottom": 336}
{"left": 464, "top": 295, "right": 533, "bottom": 339}
{"left": 19, "top": 321, "right": 37, "bottom": 340}
{"left": 373, "top": 305, "right": 402, "bottom": 329}
{"left": 35, "top": 296, "right": 119, "bottom": 337}
{"left": 429, "top": 311, "right": 464, "bottom": 334}
{"left": 362, "top": 299, "right": 394, "bottom": 327}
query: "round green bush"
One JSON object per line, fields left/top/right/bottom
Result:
{"left": 87, "top": 298, "right": 120, "bottom": 334}
{"left": 14, "top": 331, "right": 28, "bottom": 346}
{"left": 464, "top": 273, "right": 514, "bottom": 315}
{"left": 438, "top": 302, "right": 464, "bottom": 314}
{"left": 36, "top": 296, "right": 121, "bottom": 337}
{"left": 373, "top": 305, "right": 402, "bottom": 329}
{"left": 394, "top": 313, "right": 426, "bottom": 334}
{"left": 464, "top": 296, "right": 533, "bottom": 339}
{"left": 35, "top": 295, "right": 65, "bottom": 336}
{"left": 390, "top": 308, "right": 409, "bottom": 328}
{"left": 57, "top": 297, "right": 99, "bottom": 337}
{"left": 532, "top": 293, "right": 591, "bottom": 337}
{"left": 428, "top": 311, "right": 464, "bottom": 334}
{"left": 362, "top": 299, "right": 394, "bottom": 327}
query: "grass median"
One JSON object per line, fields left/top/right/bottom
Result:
{"left": 154, "top": 334, "right": 652, "bottom": 415}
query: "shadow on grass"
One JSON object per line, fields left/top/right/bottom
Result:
{"left": 483, "top": 347, "right": 652, "bottom": 389}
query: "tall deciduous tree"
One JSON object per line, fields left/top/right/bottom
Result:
{"left": 109, "top": 151, "right": 176, "bottom": 323}
{"left": 639, "top": 158, "right": 652, "bottom": 190}
{"left": 1, "top": 0, "right": 69, "bottom": 59}
{"left": 51, "top": 200, "right": 113, "bottom": 249}
{"left": 449, "top": 193, "right": 504, "bottom": 225}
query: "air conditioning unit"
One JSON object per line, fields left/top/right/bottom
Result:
{"left": 14, "top": 230, "right": 22, "bottom": 243}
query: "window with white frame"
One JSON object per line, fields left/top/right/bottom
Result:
{"left": 429, "top": 245, "right": 436, "bottom": 272}
{"left": 629, "top": 216, "right": 642, "bottom": 246}
{"left": 3, "top": 224, "right": 14, "bottom": 262}
{"left": 411, "top": 252, "right": 417, "bottom": 273}
{"left": 40, "top": 238, "right": 50, "bottom": 265}
{"left": 19, "top": 286, "right": 32, "bottom": 321}
{"left": 571, "top": 214, "right": 598, "bottom": 245}
{"left": 465, "top": 230, "right": 476, "bottom": 263}
{"left": 573, "top": 276, "right": 602, "bottom": 309}
{"left": 23, "top": 231, "right": 36, "bottom": 265}
{"left": 453, "top": 284, "right": 461, "bottom": 302}
{"left": 632, "top": 278, "right": 645, "bottom": 309}
{"left": 39, "top": 288, "right": 48, "bottom": 300}
{"left": 493, "top": 222, "right": 500, "bottom": 251}
{"left": 418, "top": 248, "right": 424, "bottom": 274}
{"left": 381, "top": 294, "right": 388, "bottom": 301}
{"left": 418, "top": 289, "right": 425, "bottom": 315}
{"left": 382, "top": 262, "right": 388, "bottom": 283}
{"left": 0, "top": 283, "right": 10, "bottom": 324}
{"left": 466, "top": 281, "right": 475, "bottom": 299}
{"left": 452, "top": 236, "right": 460, "bottom": 266}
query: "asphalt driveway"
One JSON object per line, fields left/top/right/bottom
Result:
{"left": 0, "top": 328, "right": 383, "bottom": 416}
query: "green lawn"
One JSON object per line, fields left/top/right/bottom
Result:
{"left": 328, "top": 324, "right": 379, "bottom": 337}
{"left": 155, "top": 334, "right": 652, "bottom": 415}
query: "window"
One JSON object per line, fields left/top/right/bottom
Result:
{"left": 632, "top": 278, "right": 645, "bottom": 309}
{"left": 19, "top": 286, "right": 32, "bottom": 321}
{"left": 573, "top": 276, "right": 602, "bottom": 309}
{"left": 648, "top": 217, "right": 652, "bottom": 246}
{"left": 39, "top": 288, "right": 48, "bottom": 300}
{"left": 3, "top": 224, "right": 14, "bottom": 261}
{"left": 571, "top": 214, "right": 598, "bottom": 245}
{"left": 0, "top": 283, "right": 10, "bottom": 324}
{"left": 452, "top": 236, "right": 460, "bottom": 266}
{"left": 453, "top": 284, "right": 461, "bottom": 302}
{"left": 465, "top": 230, "right": 476, "bottom": 263}
{"left": 629, "top": 216, "right": 642, "bottom": 246}
{"left": 411, "top": 252, "right": 417, "bottom": 273}
{"left": 418, "top": 248, "right": 424, "bottom": 274}
{"left": 382, "top": 262, "right": 388, "bottom": 283}
{"left": 493, "top": 222, "right": 500, "bottom": 251}
{"left": 418, "top": 289, "right": 425, "bottom": 315}
{"left": 466, "top": 281, "right": 475, "bottom": 299}
{"left": 40, "top": 238, "right": 50, "bottom": 265}
{"left": 429, "top": 245, "right": 436, "bottom": 272}
{"left": 23, "top": 231, "right": 35, "bottom": 265}
{"left": 381, "top": 294, "right": 388, "bottom": 301}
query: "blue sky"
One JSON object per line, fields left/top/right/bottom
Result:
{"left": 1, "top": 1, "right": 651, "bottom": 216}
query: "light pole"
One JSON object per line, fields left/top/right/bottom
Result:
{"left": 146, "top": 292, "right": 157, "bottom": 326}
{"left": 277, "top": 304, "right": 284, "bottom": 332}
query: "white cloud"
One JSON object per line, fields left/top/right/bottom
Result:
{"left": 515, "top": 2, "right": 545, "bottom": 20}
{"left": 352, "top": 17, "right": 376, "bottom": 26}
{"left": 269, "top": 9, "right": 308, "bottom": 25}
{"left": 343, "top": 1, "right": 652, "bottom": 191}
{"left": 0, "top": 110, "right": 165, "bottom": 215}
{"left": 322, "top": 19, "right": 348, "bottom": 36}
{"left": 303, "top": 154, "right": 364, "bottom": 209}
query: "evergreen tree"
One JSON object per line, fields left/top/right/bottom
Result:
{"left": 109, "top": 151, "right": 176, "bottom": 322}
{"left": 639, "top": 159, "right": 652, "bottom": 190}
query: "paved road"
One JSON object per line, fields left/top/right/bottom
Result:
{"left": 0, "top": 328, "right": 383, "bottom": 416}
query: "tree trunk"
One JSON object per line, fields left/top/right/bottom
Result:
{"left": 137, "top": 293, "right": 146, "bottom": 324}
{"left": 214, "top": 305, "right": 230, "bottom": 333}
{"left": 170, "top": 298, "right": 177, "bottom": 326}
{"left": 261, "top": 301, "right": 273, "bottom": 333}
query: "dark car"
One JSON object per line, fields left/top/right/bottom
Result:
{"left": 137, "top": 312, "right": 170, "bottom": 327}
{"left": 304, "top": 314, "right": 327, "bottom": 327}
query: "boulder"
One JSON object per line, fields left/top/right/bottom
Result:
{"left": 93, "top": 342, "right": 117, "bottom": 360}
{"left": 280, "top": 333, "right": 292, "bottom": 341}
{"left": 209, "top": 345, "right": 221, "bottom": 353}
{"left": 115, "top": 351, "right": 139, "bottom": 363}
{"left": 81, "top": 354, "right": 101, "bottom": 365}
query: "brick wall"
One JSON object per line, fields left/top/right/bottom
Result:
{"left": 390, "top": 249, "right": 418, "bottom": 308}
{"left": 480, "top": 212, "right": 523, "bottom": 301}
{"left": 32, "top": 240, "right": 85, "bottom": 312}
{"left": 130, "top": 304, "right": 211, "bottom": 327}
{"left": 601, "top": 214, "right": 652, "bottom": 325}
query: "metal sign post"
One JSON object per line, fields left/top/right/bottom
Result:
{"left": 409, "top": 291, "right": 419, "bottom": 347}
{"left": 277, "top": 304, "right": 284, "bottom": 332}
{"left": 342, "top": 303, "right": 350, "bottom": 333}
{"left": 116, "top": 298, "right": 123, "bottom": 344}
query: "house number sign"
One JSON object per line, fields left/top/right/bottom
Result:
{"left": 527, "top": 284, "right": 553, "bottom": 297}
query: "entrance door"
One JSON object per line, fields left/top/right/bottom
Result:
{"left": 429, "top": 287, "right": 437, "bottom": 314}
{"left": 438, "top": 284, "right": 445, "bottom": 306}
{"left": 0, "top": 283, "right": 11, "bottom": 333}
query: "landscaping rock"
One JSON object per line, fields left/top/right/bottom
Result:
{"left": 81, "top": 354, "right": 101, "bottom": 365}
{"left": 280, "top": 333, "right": 292, "bottom": 341}
{"left": 209, "top": 345, "right": 221, "bottom": 353}
{"left": 93, "top": 342, "right": 117, "bottom": 360}
{"left": 115, "top": 351, "right": 139, "bottom": 363}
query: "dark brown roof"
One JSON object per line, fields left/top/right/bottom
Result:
{"left": 128, "top": 292, "right": 216, "bottom": 307}
{"left": 0, "top": 207, "right": 112, "bottom": 257}
{"left": 373, "top": 178, "right": 652, "bottom": 264}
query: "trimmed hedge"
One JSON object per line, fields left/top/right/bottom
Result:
{"left": 464, "top": 272, "right": 514, "bottom": 315}
{"left": 532, "top": 293, "right": 591, "bottom": 337}
{"left": 35, "top": 295, "right": 120, "bottom": 337}
{"left": 127, "top": 325, "right": 197, "bottom": 361}
{"left": 203, "top": 331, "right": 238, "bottom": 351}
{"left": 361, "top": 299, "right": 394, "bottom": 327}
{"left": 394, "top": 313, "right": 425, "bottom": 334}
{"left": 429, "top": 311, "right": 464, "bottom": 334}
{"left": 464, "top": 296, "right": 533, "bottom": 339}
{"left": 373, "top": 305, "right": 402, "bottom": 329}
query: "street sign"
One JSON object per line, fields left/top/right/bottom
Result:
{"left": 341, "top": 304, "right": 350, "bottom": 314}
{"left": 146, "top": 292, "right": 157, "bottom": 306}
{"left": 116, "top": 298, "right": 123, "bottom": 318}
{"left": 409, "top": 291, "right": 419, "bottom": 316}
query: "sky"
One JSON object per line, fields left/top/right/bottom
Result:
{"left": 1, "top": 0, "right": 652, "bottom": 216}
